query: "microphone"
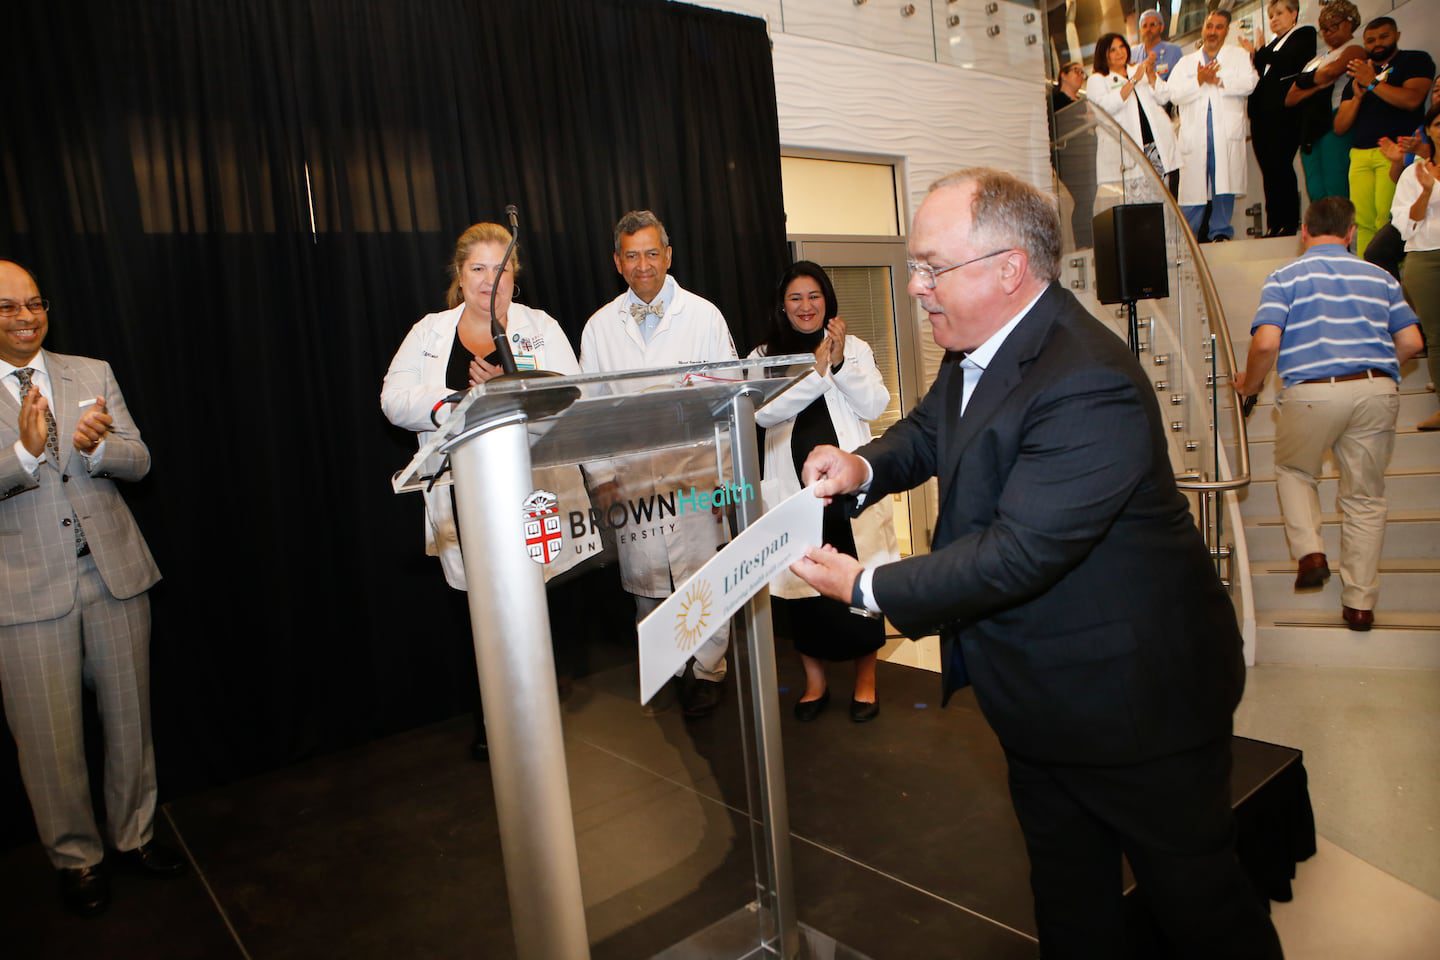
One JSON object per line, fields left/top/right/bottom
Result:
{"left": 489, "top": 204, "right": 521, "bottom": 375}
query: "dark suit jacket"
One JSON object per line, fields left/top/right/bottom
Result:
{"left": 1249, "top": 26, "right": 1317, "bottom": 122}
{"left": 857, "top": 284, "right": 1244, "bottom": 766}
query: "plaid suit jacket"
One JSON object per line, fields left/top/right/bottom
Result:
{"left": 0, "top": 351, "right": 161, "bottom": 625}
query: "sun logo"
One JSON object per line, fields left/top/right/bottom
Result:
{"left": 674, "top": 581, "right": 714, "bottom": 652}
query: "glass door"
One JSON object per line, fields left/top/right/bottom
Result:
{"left": 789, "top": 236, "right": 934, "bottom": 558}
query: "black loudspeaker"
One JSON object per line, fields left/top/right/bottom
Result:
{"left": 1092, "top": 203, "right": 1169, "bottom": 304}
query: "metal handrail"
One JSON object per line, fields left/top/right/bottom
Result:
{"left": 1053, "top": 101, "right": 1251, "bottom": 491}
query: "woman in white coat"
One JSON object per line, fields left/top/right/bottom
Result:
{"left": 750, "top": 262, "right": 898, "bottom": 723}
{"left": 381, "top": 221, "right": 596, "bottom": 758}
{"left": 1088, "top": 32, "right": 1180, "bottom": 198}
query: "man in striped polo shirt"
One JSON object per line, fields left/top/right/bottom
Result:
{"left": 1235, "top": 197, "right": 1422, "bottom": 631}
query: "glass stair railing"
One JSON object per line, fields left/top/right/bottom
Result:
{"left": 1049, "top": 99, "right": 1256, "bottom": 654}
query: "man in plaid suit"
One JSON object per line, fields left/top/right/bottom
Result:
{"left": 0, "top": 260, "right": 181, "bottom": 916}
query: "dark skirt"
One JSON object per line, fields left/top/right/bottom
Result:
{"left": 774, "top": 594, "right": 885, "bottom": 662}
{"left": 775, "top": 391, "right": 885, "bottom": 662}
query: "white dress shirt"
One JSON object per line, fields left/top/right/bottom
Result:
{"left": 1391, "top": 163, "right": 1440, "bottom": 253}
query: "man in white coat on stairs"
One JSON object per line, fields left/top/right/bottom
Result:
{"left": 1170, "top": 9, "right": 1259, "bottom": 242}
{"left": 579, "top": 210, "right": 738, "bottom": 717}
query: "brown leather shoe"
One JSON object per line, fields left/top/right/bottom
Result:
{"left": 1295, "top": 553, "right": 1331, "bottom": 589}
{"left": 1342, "top": 606, "right": 1374, "bottom": 631}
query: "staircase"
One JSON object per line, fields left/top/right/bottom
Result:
{"left": 1205, "top": 237, "right": 1440, "bottom": 669}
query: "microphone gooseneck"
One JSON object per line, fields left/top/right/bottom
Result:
{"left": 489, "top": 204, "right": 521, "bottom": 376}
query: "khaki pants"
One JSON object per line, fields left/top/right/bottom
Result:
{"left": 1274, "top": 375, "right": 1399, "bottom": 609}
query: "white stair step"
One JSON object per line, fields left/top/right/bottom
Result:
{"left": 1244, "top": 391, "right": 1438, "bottom": 442}
{"left": 1248, "top": 427, "right": 1440, "bottom": 479}
{"left": 1250, "top": 560, "right": 1440, "bottom": 613}
{"left": 1255, "top": 609, "right": 1440, "bottom": 669}
{"left": 1237, "top": 470, "right": 1440, "bottom": 518}
{"left": 1243, "top": 511, "right": 1440, "bottom": 561}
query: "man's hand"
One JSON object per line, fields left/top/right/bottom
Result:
{"left": 1144, "top": 50, "right": 1158, "bottom": 82}
{"left": 789, "top": 544, "right": 864, "bottom": 605}
{"left": 18, "top": 387, "right": 49, "bottom": 458}
{"left": 73, "top": 397, "right": 111, "bottom": 454}
{"left": 800, "top": 444, "right": 867, "bottom": 503}
{"left": 1347, "top": 58, "right": 1377, "bottom": 88}
{"left": 592, "top": 479, "right": 621, "bottom": 512}
{"left": 1378, "top": 137, "right": 1405, "bottom": 163}
{"left": 1197, "top": 61, "right": 1221, "bottom": 86}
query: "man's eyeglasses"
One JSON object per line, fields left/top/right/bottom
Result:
{"left": 906, "top": 250, "right": 1012, "bottom": 291}
{"left": 0, "top": 299, "right": 49, "bottom": 319}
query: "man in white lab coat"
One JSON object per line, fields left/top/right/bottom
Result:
{"left": 579, "top": 210, "right": 738, "bottom": 717}
{"left": 1170, "top": 9, "right": 1259, "bottom": 241}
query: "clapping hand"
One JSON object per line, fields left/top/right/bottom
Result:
{"left": 17, "top": 386, "right": 49, "bottom": 458}
{"left": 73, "top": 397, "right": 111, "bottom": 454}
{"left": 1417, "top": 160, "right": 1438, "bottom": 192}
{"left": 1197, "top": 61, "right": 1221, "bottom": 86}
{"left": 1346, "top": 58, "right": 1377, "bottom": 88}
{"left": 1143, "top": 50, "right": 1158, "bottom": 82}
{"left": 1378, "top": 137, "right": 1405, "bottom": 164}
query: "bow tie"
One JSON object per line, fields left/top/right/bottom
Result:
{"left": 629, "top": 301, "right": 664, "bottom": 321}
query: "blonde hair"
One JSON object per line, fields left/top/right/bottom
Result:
{"left": 446, "top": 222, "right": 519, "bottom": 309}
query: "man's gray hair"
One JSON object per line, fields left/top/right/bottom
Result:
{"left": 928, "top": 168, "right": 1061, "bottom": 283}
{"left": 613, "top": 210, "right": 670, "bottom": 253}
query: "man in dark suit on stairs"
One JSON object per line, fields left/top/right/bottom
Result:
{"left": 791, "top": 169, "right": 1283, "bottom": 958}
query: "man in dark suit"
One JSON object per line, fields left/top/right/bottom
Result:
{"left": 0, "top": 260, "right": 182, "bottom": 916}
{"left": 791, "top": 170, "right": 1283, "bottom": 958}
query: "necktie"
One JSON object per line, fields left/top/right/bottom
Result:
{"left": 14, "top": 367, "right": 89, "bottom": 555}
{"left": 14, "top": 367, "right": 60, "bottom": 464}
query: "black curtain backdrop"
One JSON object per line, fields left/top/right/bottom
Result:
{"left": 0, "top": 0, "right": 787, "bottom": 847}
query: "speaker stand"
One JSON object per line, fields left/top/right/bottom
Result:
{"left": 1124, "top": 300, "right": 1140, "bottom": 359}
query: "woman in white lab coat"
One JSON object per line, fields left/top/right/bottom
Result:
{"left": 381, "top": 221, "right": 597, "bottom": 757}
{"left": 750, "top": 262, "right": 898, "bottom": 723}
{"left": 1088, "top": 32, "right": 1180, "bottom": 197}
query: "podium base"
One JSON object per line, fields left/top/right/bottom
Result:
{"left": 649, "top": 904, "right": 874, "bottom": 960}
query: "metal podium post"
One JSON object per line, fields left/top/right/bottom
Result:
{"left": 727, "top": 386, "right": 800, "bottom": 959}
{"left": 445, "top": 410, "right": 590, "bottom": 960}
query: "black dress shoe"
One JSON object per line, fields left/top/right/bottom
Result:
{"left": 117, "top": 840, "right": 187, "bottom": 875}
{"left": 792, "top": 689, "right": 830, "bottom": 722}
{"left": 849, "top": 698, "right": 880, "bottom": 723}
{"left": 680, "top": 674, "right": 723, "bottom": 719}
{"left": 58, "top": 864, "right": 110, "bottom": 916}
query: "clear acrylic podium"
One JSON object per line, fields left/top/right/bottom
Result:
{"left": 393, "top": 358, "right": 871, "bottom": 960}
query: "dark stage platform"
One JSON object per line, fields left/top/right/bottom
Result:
{"left": 0, "top": 647, "right": 1314, "bottom": 959}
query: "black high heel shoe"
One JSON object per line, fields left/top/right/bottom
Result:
{"left": 793, "top": 689, "right": 830, "bottom": 722}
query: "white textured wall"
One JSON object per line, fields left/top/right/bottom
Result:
{"left": 772, "top": 30, "right": 1051, "bottom": 222}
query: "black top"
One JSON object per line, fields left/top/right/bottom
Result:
{"left": 1339, "top": 49, "right": 1437, "bottom": 148}
{"left": 446, "top": 327, "right": 472, "bottom": 392}
{"left": 1249, "top": 26, "right": 1317, "bottom": 120}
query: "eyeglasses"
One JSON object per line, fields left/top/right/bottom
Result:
{"left": 906, "top": 249, "right": 1012, "bottom": 291}
{"left": 0, "top": 298, "right": 49, "bottom": 319}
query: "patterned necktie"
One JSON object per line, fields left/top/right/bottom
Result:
{"left": 14, "top": 367, "right": 60, "bottom": 464}
{"left": 14, "top": 367, "right": 88, "bottom": 555}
